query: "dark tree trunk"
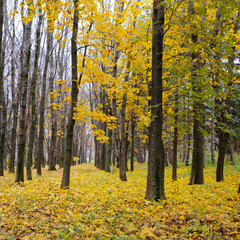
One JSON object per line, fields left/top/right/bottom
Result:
{"left": 105, "top": 129, "right": 112, "bottom": 172}
{"left": 59, "top": 131, "right": 65, "bottom": 169}
{"left": 125, "top": 123, "right": 129, "bottom": 172}
{"left": 61, "top": 2, "right": 92, "bottom": 187}
{"left": 89, "top": 136, "right": 92, "bottom": 163}
{"left": 229, "top": 136, "right": 235, "bottom": 165}
{"left": 48, "top": 52, "right": 57, "bottom": 171}
{"left": 225, "top": 12, "right": 239, "bottom": 167}
{"left": 145, "top": 0, "right": 165, "bottom": 200}
{"left": 15, "top": 9, "right": 32, "bottom": 182}
{"left": 0, "top": 0, "right": 5, "bottom": 176}
{"left": 99, "top": 88, "right": 106, "bottom": 170}
{"left": 61, "top": 0, "right": 79, "bottom": 188}
{"left": 9, "top": 111, "right": 17, "bottom": 173}
{"left": 172, "top": 93, "right": 178, "bottom": 181}
{"left": 168, "top": 146, "right": 173, "bottom": 164}
{"left": 37, "top": 21, "right": 53, "bottom": 175}
{"left": 100, "top": 142, "right": 106, "bottom": 170}
{"left": 130, "top": 118, "right": 135, "bottom": 172}
{"left": 119, "top": 93, "right": 127, "bottom": 181}
{"left": 216, "top": 128, "right": 226, "bottom": 182}
{"left": 211, "top": 117, "right": 215, "bottom": 165}
{"left": 9, "top": 0, "right": 18, "bottom": 173}
{"left": 94, "top": 136, "right": 99, "bottom": 168}
{"left": 190, "top": 117, "right": 204, "bottom": 184}
{"left": 112, "top": 138, "right": 116, "bottom": 167}
{"left": 112, "top": 36, "right": 120, "bottom": 169}
{"left": 137, "top": 137, "right": 144, "bottom": 163}
{"left": 26, "top": 9, "right": 42, "bottom": 180}
{"left": 189, "top": 1, "right": 204, "bottom": 185}
{"left": 105, "top": 97, "right": 112, "bottom": 172}
{"left": 112, "top": 95, "right": 120, "bottom": 169}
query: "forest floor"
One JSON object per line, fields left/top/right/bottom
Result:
{"left": 0, "top": 161, "right": 239, "bottom": 240}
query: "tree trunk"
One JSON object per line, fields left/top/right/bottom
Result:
{"left": 112, "top": 138, "right": 116, "bottom": 167}
{"left": 88, "top": 136, "right": 92, "bottom": 163}
{"left": 94, "top": 136, "right": 99, "bottom": 167}
{"left": 48, "top": 48, "right": 57, "bottom": 171}
{"left": 37, "top": 20, "right": 53, "bottom": 175}
{"left": 229, "top": 136, "right": 235, "bottom": 165}
{"left": 211, "top": 117, "right": 215, "bottom": 165}
{"left": 0, "top": 0, "right": 5, "bottom": 176}
{"left": 105, "top": 128, "right": 112, "bottom": 172}
{"left": 15, "top": 9, "right": 32, "bottom": 182}
{"left": 216, "top": 126, "right": 226, "bottom": 182}
{"left": 190, "top": 117, "right": 204, "bottom": 184}
{"left": 119, "top": 93, "right": 127, "bottom": 181}
{"left": 99, "top": 88, "right": 106, "bottom": 170}
{"left": 172, "top": 93, "right": 178, "bottom": 181}
{"left": 130, "top": 118, "right": 135, "bottom": 172}
{"left": 61, "top": 0, "right": 80, "bottom": 188}
{"left": 9, "top": 0, "right": 18, "bottom": 173}
{"left": 137, "top": 137, "right": 144, "bottom": 163}
{"left": 185, "top": 134, "right": 191, "bottom": 166}
{"left": 145, "top": 0, "right": 165, "bottom": 200}
{"left": 189, "top": 1, "right": 204, "bottom": 185}
{"left": 26, "top": 9, "right": 42, "bottom": 180}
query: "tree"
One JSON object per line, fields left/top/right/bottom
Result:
{"left": 216, "top": 9, "right": 240, "bottom": 182}
{"left": 0, "top": 0, "right": 5, "bottom": 176}
{"left": 189, "top": 0, "right": 204, "bottom": 185}
{"left": 48, "top": 43, "right": 57, "bottom": 171}
{"left": 15, "top": 2, "right": 33, "bottom": 182}
{"left": 26, "top": 7, "right": 43, "bottom": 180}
{"left": 172, "top": 92, "right": 178, "bottom": 181}
{"left": 36, "top": 18, "right": 53, "bottom": 175}
{"left": 61, "top": 0, "right": 80, "bottom": 188}
{"left": 145, "top": 0, "right": 165, "bottom": 200}
{"left": 9, "top": 0, "right": 18, "bottom": 174}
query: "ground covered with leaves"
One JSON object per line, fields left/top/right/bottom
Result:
{"left": 0, "top": 162, "right": 239, "bottom": 239}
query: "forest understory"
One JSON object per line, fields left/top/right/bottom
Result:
{"left": 0, "top": 162, "right": 239, "bottom": 240}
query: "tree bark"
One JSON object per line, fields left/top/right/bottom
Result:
{"left": 36, "top": 22, "right": 53, "bottom": 175}
{"left": 119, "top": 92, "right": 127, "bottom": 181}
{"left": 185, "top": 134, "right": 191, "bottom": 166}
{"left": 211, "top": 117, "right": 215, "bottom": 165}
{"left": 137, "top": 137, "right": 144, "bottom": 163}
{"left": 189, "top": 1, "right": 204, "bottom": 185}
{"left": 145, "top": 0, "right": 165, "bottom": 200}
{"left": 130, "top": 117, "right": 135, "bottom": 172}
{"left": 26, "top": 9, "right": 43, "bottom": 180}
{"left": 99, "top": 88, "right": 106, "bottom": 170}
{"left": 105, "top": 128, "right": 112, "bottom": 172}
{"left": 216, "top": 11, "right": 239, "bottom": 182}
{"left": 216, "top": 127, "right": 226, "bottom": 182}
{"left": 172, "top": 93, "right": 178, "bottom": 181}
{"left": 48, "top": 48, "right": 57, "bottom": 171}
{"left": 0, "top": 0, "right": 5, "bottom": 176}
{"left": 15, "top": 8, "right": 32, "bottom": 182}
{"left": 9, "top": 0, "right": 18, "bottom": 173}
{"left": 61, "top": 0, "right": 80, "bottom": 188}
{"left": 190, "top": 117, "right": 204, "bottom": 184}
{"left": 229, "top": 136, "right": 235, "bottom": 165}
